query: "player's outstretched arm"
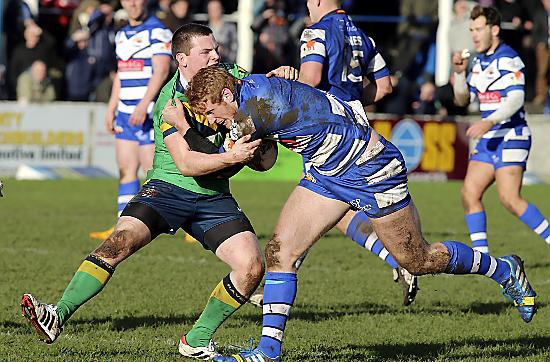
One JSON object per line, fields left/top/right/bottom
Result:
{"left": 266, "top": 66, "right": 299, "bottom": 80}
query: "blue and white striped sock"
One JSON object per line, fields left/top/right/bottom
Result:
{"left": 117, "top": 180, "right": 139, "bottom": 217}
{"left": 258, "top": 272, "right": 297, "bottom": 359}
{"left": 442, "top": 241, "right": 509, "bottom": 284}
{"left": 465, "top": 211, "right": 489, "bottom": 254}
{"left": 519, "top": 203, "right": 550, "bottom": 246}
{"left": 346, "top": 212, "right": 398, "bottom": 269}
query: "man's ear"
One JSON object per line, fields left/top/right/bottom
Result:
{"left": 175, "top": 52, "right": 187, "bottom": 67}
{"left": 491, "top": 25, "right": 500, "bottom": 38}
{"left": 221, "top": 87, "right": 234, "bottom": 103}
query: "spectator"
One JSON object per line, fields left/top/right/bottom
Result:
{"left": 412, "top": 80, "right": 438, "bottom": 115}
{"left": 68, "top": 0, "right": 100, "bottom": 34}
{"left": 87, "top": 2, "right": 117, "bottom": 102}
{"left": 17, "top": 60, "right": 56, "bottom": 104}
{"left": 208, "top": 0, "right": 237, "bottom": 63}
{"left": 251, "top": 0, "right": 290, "bottom": 73}
{"left": 4, "top": 0, "right": 36, "bottom": 62}
{"left": 161, "top": 0, "right": 192, "bottom": 32}
{"left": 65, "top": 30, "right": 95, "bottom": 101}
{"left": 449, "top": 0, "right": 475, "bottom": 56}
{"left": 8, "top": 25, "right": 64, "bottom": 99}
{"left": 392, "top": 0, "right": 438, "bottom": 81}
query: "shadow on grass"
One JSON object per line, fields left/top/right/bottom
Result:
{"left": 282, "top": 336, "right": 550, "bottom": 361}
{"left": 235, "top": 299, "right": 545, "bottom": 324}
{"left": 67, "top": 313, "right": 200, "bottom": 331}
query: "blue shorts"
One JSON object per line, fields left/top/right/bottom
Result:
{"left": 471, "top": 126, "right": 531, "bottom": 169}
{"left": 114, "top": 112, "right": 154, "bottom": 145}
{"left": 300, "top": 137, "right": 411, "bottom": 218}
{"left": 127, "top": 179, "right": 252, "bottom": 251}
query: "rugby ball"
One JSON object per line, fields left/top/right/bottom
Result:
{"left": 247, "top": 140, "right": 278, "bottom": 172}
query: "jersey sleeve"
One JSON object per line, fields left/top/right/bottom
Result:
{"left": 150, "top": 27, "right": 173, "bottom": 57}
{"left": 364, "top": 36, "right": 389, "bottom": 80}
{"left": 495, "top": 56, "right": 525, "bottom": 95}
{"left": 300, "top": 25, "right": 327, "bottom": 65}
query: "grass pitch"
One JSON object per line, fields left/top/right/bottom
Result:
{"left": 1, "top": 179, "right": 549, "bottom": 361}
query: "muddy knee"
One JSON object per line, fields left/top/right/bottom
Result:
{"left": 93, "top": 229, "right": 139, "bottom": 265}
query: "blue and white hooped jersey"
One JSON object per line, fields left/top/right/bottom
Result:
{"left": 237, "top": 75, "right": 373, "bottom": 176}
{"left": 115, "top": 16, "right": 172, "bottom": 119}
{"left": 300, "top": 9, "right": 389, "bottom": 102}
{"left": 236, "top": 75, "right": 410, "bottom": 217}
{"left": 468, "top": 43, "right": 527, "bottom": 138}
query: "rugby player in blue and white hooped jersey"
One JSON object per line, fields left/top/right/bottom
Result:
{"left": 453, "top": 5, "right": 550, "bottom": 254}
{"left": 296, "top": 0, "right": 419, "bottom": 306}
{"left": 180, "top": 66, "right": 537, "bottom": 362}
{"left": 91, "top": 0, "right": 172, "bottom": 240}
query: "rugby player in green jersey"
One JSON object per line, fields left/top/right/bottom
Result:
{"left": 21, "top": 23, "right": 296, "bottom": 360}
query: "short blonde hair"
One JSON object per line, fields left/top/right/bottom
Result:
{"left": 187, "top": 65, "right": 239, "bottom": 113}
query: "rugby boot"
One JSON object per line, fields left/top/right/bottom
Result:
{"left": 178, "top": 335, "right": 219, "bottom": 360}
{"left": 21, "top": 293, "right": 62, "bottom": 343}
{"left": 499, "top": 255, "right": 537, "bottom": 323}
{"left": 393, "top": 266, "right": 419, "bottom": 306}
{"left": 212, "top": 348, "right": 280, "bottom": 362}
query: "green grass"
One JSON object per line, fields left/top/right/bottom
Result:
{"left": 1, "top": 179, "right": 549, "bottom": 361}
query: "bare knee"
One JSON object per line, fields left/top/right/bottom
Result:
{"left": 93, "top": 229, "right": 139, "bottom": 266}
{"left": 232, "top": 253, "right": 264, "bottom": 295}
{"left": 498, "top": 192, "right": 526, "bottom": 216}
{"left": 461, "top": 183, "right": 482, "bottom": 208}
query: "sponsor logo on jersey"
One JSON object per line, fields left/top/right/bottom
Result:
{"left": 118, "top": 59, "right": 145, "bottom": 71}
{"left": 478, "top": 91, "right": 501, "bottom": 104}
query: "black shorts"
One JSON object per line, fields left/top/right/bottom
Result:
{"left": 121, "top": 179, "right": 255, "bottom": 252}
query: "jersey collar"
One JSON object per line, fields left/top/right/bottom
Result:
{"left": 319, "top": 9, "right": 346, "bottom": 22}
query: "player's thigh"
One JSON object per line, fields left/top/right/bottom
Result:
{"left": 269, "top": 185, "right": 349, "bottom": 266}
{"left": 138, "top": 143, "right": 155, "bottom": 172}
{"left": 462, "top": 160, "right": 495, "bottom": 199}
{"left": 92, "top": 215, "right": 152, "bottom": 266}
{"left": 116, "top": 139, "right": 140, "bottom": 171}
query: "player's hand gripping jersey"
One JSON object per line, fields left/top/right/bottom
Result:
{"left": 115, "top": 15, "right": 172, "bottom": 143}
{"left": 468, "top": 43, "right": 531, "bottom": 168}
{"left": 234, "top": 75, "right": 410, "bottom": 217}
{"left": 148, "top": 64, "right": 249, "bottom": 195}
{"left": 300, "top": 9, "right": 389, "bottom": 102}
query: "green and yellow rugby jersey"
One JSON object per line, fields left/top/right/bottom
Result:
{"left": 146, "top": 63, "right": 249, "bottom": 195}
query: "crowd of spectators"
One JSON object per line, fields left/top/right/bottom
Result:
{"left": 1, "top": 0, "right": 549, "bottom": 115}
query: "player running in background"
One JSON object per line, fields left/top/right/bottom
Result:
{"left": 90, "top": 0, "right": 172, "bottom": 240}
{"left": 250, "top": 0, "right": 417, "bottom": 308}
{"left": 453, "top": 6, "right": 550, "bottom": 254}
{"left": 180, "top": 66, "right": 537, "bottom": 362}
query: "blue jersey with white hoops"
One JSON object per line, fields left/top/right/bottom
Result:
{"left": 300, "top": 9, "right": 389, "bottom": 102}
{"left": 236, "top": 75, "right": 410, "bottom": 217}
{"left": 114, "top": 15, "right": 172, "bottom": 143}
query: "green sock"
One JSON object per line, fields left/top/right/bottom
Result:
{"left": 56, "top": 255, "right": 115, "bottom": 326}
{"left": 185, "top": 274, "right": 247, "bottom": 347}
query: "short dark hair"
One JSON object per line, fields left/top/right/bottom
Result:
{"left": 171, "top": 23, "right": 213, "bottom": 58}
{"left": 470, "top": 5, "right": 501, "bottom": 27}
